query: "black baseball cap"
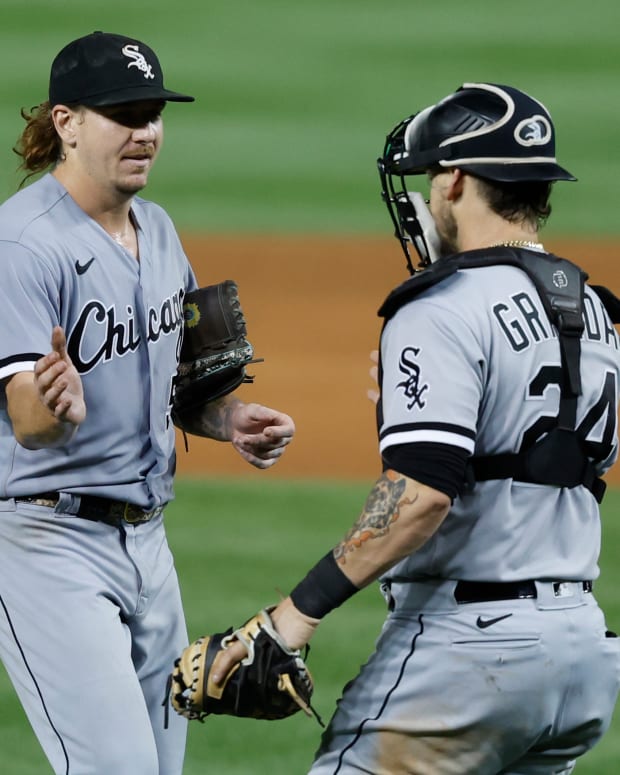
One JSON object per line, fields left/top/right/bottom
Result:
{"left": 49, "top": 31, "right": 194, "bottom": 107}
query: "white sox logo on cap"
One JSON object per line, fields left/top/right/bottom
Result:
{"left": 49, "top": 32, "right": 194, "bottom": 106}
{"left": 514, "top": 115, "right": 552, "bottom": 147}
{"left": 121, "top": 44, "right": 155, "bottom": 80}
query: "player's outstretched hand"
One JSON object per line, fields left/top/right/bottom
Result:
{"left": 35, "top": 326, "right": 86, "bottom": 427}
{"left": 230, "top": 402, "right": 295, "bottom": 469}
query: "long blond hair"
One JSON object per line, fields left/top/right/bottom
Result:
{"left": 13, "top": 102, "right": 63, "bottom": 182}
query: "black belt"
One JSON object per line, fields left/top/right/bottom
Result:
{"left": 454, "top": 579, "right": 593, "bottom": 604}
{"left": 14, "top": 492, "right": 162, "bottom": 526}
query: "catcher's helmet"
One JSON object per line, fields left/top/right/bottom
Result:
{"left": 382, "top": 82, "right": 575, "bottom": 183}
{"left": 377, "top": 82, "right": 575, "bottom": 273}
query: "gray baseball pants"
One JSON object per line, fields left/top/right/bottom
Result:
{"left": 0, "top": 498, "right": 188, "bottom": 775}
{"left": 310, "top": 578, "right": 620, "bottom": 774}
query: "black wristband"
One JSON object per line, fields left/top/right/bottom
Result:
{"left": 290, "top": 551, "right": 359, "bottom": 619}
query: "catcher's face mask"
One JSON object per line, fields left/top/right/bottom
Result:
{"left": 378, "top": 111, "right": 442, "bottom": 273}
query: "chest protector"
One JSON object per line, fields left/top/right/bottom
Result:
{"left": 379, "top": 247, "right": 620, "bottom": 503}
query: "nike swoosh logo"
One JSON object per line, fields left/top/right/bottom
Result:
{"left": 75, "top": 257, "right": 96, "bottom": 275}
{"left": 476, "top": 613, "right": 513, "bottom": 629}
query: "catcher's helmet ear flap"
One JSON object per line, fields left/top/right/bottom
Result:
{"left": 386, "top": 82, "right": 576, "bottom": 183}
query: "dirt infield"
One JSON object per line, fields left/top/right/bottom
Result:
{"left": 175, "top": 235, "right": 620, "bottom": 485}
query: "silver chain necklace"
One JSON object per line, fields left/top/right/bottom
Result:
{"left": 492, "top": 239, "right": 545, "bottom": 251}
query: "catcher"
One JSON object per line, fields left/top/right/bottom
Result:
{"left": 168, "top": 83, "right": 620, "bottom": 775}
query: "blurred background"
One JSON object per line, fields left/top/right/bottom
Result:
{"left": 1, "top": 0, "right": 619, "bottom": 235}
{"left": 0, "top": 1, "right": 619, "bottom": 773}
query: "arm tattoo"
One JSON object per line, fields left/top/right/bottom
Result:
{"left": 179, "top": 397, "right": 237, "bottom": 440}
{"left": 198, "top": 397, "right": 236, "bottom": 440}
{"left": 334, "top": 471, "right": 417, "bottom": 564}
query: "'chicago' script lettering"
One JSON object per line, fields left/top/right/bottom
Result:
{"left": 67, "top": 290, "right": 184, "bottom": 373}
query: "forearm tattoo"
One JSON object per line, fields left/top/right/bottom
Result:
{"left": 190, "top": 397, "right": 236, "bottom": 440}
{"left": 334, "top": 470, "right": 417, "bottom": 564}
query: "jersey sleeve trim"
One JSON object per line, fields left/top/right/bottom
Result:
{"left": 0, "top": 354, "right": 42, "bottom": 380}
{"left": 379, "top": 421, "right": 476, "bottom": 455}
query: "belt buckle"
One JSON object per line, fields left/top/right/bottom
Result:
{"left": 105, "top": 500, "right": 147, "bottom": 524}
{"left": 122, "top": 502, "right": 158, "bottom": 524}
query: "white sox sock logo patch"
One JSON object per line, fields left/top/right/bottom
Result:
{"left": 396, "top": 346, "right": 429, "bottom": 410}
{"left": 121, "top": 44, "right": 155, "bottom": 80}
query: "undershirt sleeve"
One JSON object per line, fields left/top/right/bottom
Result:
{"left": 381, "top": 442, "right": 470, "bottom": 501}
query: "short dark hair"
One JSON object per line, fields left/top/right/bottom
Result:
{"left": 473, "top": 175, "right": 553, "bottom": 227}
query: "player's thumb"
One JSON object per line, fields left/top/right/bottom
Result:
{"left": 51, "top": 326, "right": 69, "bottom": 361}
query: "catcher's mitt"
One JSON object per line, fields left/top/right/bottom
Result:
{"left": 166, "top": 608, "right": 321, "bottom": 725}
{"left": 172, "top": 280, "right": 262, "bottom": 419}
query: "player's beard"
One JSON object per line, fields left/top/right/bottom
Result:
{"left": 436, "top": 207, "right": 459, "bottom": 256}
{"left": 116, "top": 155, "right": 156, "bottom": 196}
{"left": 116, "top": 179, "right": 148, "bottom": 196}
{"left": 429, "top": 187, "right": 459, "bottom": 257}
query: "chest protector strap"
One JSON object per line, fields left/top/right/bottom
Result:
{"left": 379, "top": 247, "right": 620, "bottom": 503}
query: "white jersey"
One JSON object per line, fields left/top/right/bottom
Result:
{"left": 0, "top": 174, "right": 196, "bottom": 509}
{"left": 379, "top": 261, "right": 620, "bottom": 582}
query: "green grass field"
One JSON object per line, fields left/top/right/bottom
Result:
{"left": 0, "top": 0, "right": 619, "bottom": 236}
{"left": 0, "top": 477, "right": 618, "bottom": 774}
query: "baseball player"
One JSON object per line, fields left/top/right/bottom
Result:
{"left": 214, "top": 83, "right": 620, "bottom": 773}
{"left": 0, "top": 31, "right": 294, "bottom": 775}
